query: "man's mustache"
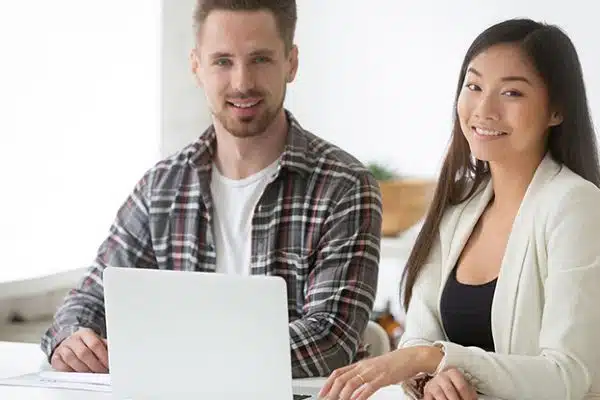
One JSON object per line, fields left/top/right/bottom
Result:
{"left": 226, "top": 90, "right": 265, "bottom": 99}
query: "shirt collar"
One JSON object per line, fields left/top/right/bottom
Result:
{"left": 188, "top": 109, "right": 314, "bottom": 177}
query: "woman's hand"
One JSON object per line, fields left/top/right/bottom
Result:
{"left": 318, "top": 346, "right": 443, "bottom": 400}
{"left": 423, "top": 368, "right": 478, "bottom": 400}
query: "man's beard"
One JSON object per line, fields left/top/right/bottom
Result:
{"left": 213, "top": 89, "right": 286, "bottom": 138}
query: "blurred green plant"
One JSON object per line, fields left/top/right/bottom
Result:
{"left": 367, "top": 162, "right": 400, "bottom": 181}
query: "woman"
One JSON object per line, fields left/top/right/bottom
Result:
{"left": 319, "top": 18, "right": 600, "bottom": 400}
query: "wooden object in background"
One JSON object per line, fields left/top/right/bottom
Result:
{"left": 378, "top": 179, "right": 435, "bottom": 237}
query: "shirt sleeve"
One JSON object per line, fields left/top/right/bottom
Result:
{"left": 288, "top": 172, "right": 382, "bottom": 378}
{"left": 40, "top": 171, "right": 158, "bottom": 360}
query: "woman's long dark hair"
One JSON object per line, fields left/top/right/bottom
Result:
{"left": 401, "top": 18, "right": 600, "bottom": 310}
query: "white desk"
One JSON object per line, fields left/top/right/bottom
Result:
{"left": 0, "top": 341, "right": 410, "bottom": 399}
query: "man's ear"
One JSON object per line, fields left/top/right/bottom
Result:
{"left": 286, "top": 45, "right": 299, "bottom": 83}
{"left": 548, "top": 110, "right": 563, "bottom": 127}
{"left": 190, "top": 49, "right": 203, "bottom": 87}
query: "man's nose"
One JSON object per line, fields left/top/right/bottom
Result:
{"left": 230, "top": 64, "right": 255, "bottom": 94}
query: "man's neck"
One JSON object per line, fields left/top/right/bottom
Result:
{"left": 213, "top": 110, "right": 288, "bottom": 180}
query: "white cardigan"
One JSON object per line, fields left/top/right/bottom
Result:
{"left": 399, "top": 155, "right": 600, "bottom": 400}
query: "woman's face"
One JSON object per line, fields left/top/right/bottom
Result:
{"left": 457, "top": 43, "right": 562, "bottom": 165}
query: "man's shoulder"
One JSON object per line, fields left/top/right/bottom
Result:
{"left": 136, "top": 137, "right": 208, "bottom": 194}
{"left": 292, "top": 124, "right": 376, "bottom": 189}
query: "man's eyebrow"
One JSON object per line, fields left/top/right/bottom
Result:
{"left": 249, "top": 49, "right": 276, "bottom": 57}
{"left": 209, "top": 51, "right": 233, "bottom": 58}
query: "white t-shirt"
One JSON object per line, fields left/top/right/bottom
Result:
{"left": 210, "top": 159, "right": 280, "bottom": 275}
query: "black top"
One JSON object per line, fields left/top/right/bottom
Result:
{"left": 440, "top": 266, "right": 497, "bottom": 352}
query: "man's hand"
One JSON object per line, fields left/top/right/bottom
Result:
{"left": 50, "top": 328, "right": 109, "bottom": 373}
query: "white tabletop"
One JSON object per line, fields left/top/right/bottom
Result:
{"left": 0, "top": 341, "right": 106, "bottom": 399}
{"left": 0, "top": 341, "right": 411, "bottom": 399}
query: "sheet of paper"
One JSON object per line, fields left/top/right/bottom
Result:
{"left": 0, "top": 370, "right": 111, "bottom": 392}
{"left": 0, "top": 371, "right": 496, "bottom": 399}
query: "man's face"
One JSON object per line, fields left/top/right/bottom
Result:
{"left": 191, "top": 10, "right": 298, "bottom": 138}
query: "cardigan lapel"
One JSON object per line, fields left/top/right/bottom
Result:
{"left": 491, "top": 154, "right": 561, "bottom": 353}
{"left": 440, "top": 183, "right": 494, "bottom": 284}
{"left": 437, "top": 182, "right": 495, "bottom": 333}
{"left": 436, "top": 154, "right": 561, "bottom": 351}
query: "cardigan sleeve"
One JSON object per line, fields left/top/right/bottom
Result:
{"left": 397, "top": 235, "right": 448, "bottom": 399}
{"left": 433, "top": 183, "right": 600, "bottom": 400}
{"left": 398, "top": 235, "right": 446, "bottom": 350}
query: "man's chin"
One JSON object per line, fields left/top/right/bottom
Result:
{"left": 227, "top": 129, "right": 263, "bottom": 138}
{"left": 218, "top": 114, "right": 274, "bottom": 138}
{"left": 218, "top": 120, "right": 259, "bottom": 138}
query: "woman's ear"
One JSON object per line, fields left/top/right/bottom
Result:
{"left": 548, "top": 111, "right": 563, "bottom": 127}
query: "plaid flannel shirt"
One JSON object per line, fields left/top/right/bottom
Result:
{"left": 41, "top": 111, "right": 382, "bottom": 378}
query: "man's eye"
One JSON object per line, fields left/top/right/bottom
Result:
{"left": 214, "top": 58, "right": 231, "bottom": 66}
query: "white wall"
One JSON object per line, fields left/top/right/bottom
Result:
{"left": 161, "top": 0, "right": 212, "bottom": 158}
{"left": 161, "top": 0, "right": 600, "bottom": 178}
{"left": 0, "top": 0, "right": 161, "bottom": 283}
{"left": 1, "top": 0, "right": 596, "bottom": 285}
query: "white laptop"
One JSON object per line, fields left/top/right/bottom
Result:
{"left": 103, "top": 267, "right": 319, "bottom": 400}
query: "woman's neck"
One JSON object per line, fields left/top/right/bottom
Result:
{"left": 487, "top": 154, "right": 545, "bottom": 213}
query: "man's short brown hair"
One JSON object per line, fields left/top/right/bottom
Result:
{"left": 193, "top": 0, "right": 297, "bottom": 52}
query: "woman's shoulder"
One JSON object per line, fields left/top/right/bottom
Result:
{"left": 543, "top": 163, "right": 600, "bottom": 208}
{"left": 539, "top": 163, "right": 600, "bottom": 233}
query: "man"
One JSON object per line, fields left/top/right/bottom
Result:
{"left": 41, "top": 0, "right": 382, "bottom": 379}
